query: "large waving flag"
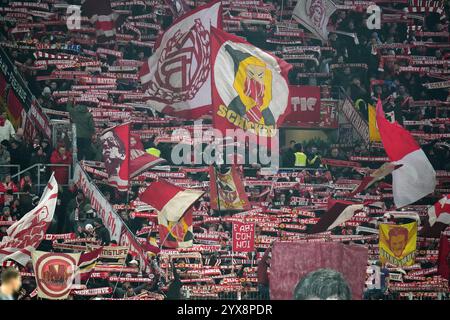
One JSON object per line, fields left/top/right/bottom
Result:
{"left": 139, "top": 1, "right": 222, "bottom": 119}
{"left": 211, "top": 27, "right": 292, "bottom": 144}
{"left": 375, "top": 99, "right": 436, "bottom": 208}
{"left": 0, "top": 175, "right": 58, "bottom": 265}
{"left": 140, "top": 180, "right": 204, "bottom": 248}
{"left": 100, "top": 123, "right": 130, "bottom": 191}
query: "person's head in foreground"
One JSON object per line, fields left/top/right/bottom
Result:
{"left": 293, "top": 268, "right": 351, "bottom": 300}
{"left": 0, "top": 268, "right": 22, "bottom": 300}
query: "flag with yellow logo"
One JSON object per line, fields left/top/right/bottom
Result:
{"left": 368, "top": 104, "right": 381, "bottom": 142}
{"left": 379, "top": 222, "right": 417, "bottom": 266}
{"left": 211, "top": 27, "right": 292, "bottom": 147}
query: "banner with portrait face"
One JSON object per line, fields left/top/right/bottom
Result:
{"left": 379, "top": 222, "right": 417, "bottom": 267}
{"left": 211, "top": 27, "right": 292, "bottom": 148}
{"left": 101, "top": 123, "right": 130, "bottom": 191}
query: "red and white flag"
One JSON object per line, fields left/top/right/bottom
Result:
{"left": 32, "top": 251, "right": 80, "bottom": 300}
{"left": 140, "top": 180, "right": 204, "bottom": 248}
{"left": 293, "top": 0, "right": 337, "bottom": 42}
{"left": 310, "top": 199, "right": 364, "bottom": 233}
{"left": 376, "top": 98, "right": 436, "bottom": 208}
{"left": 82, "top": 0, "right": 116, "bottom": 40}
{"left": 349, "top": 162, "right": 402, "bottom": 196}
{"left": 428, "top": 194, "right": 450, "bottom": 227}
{"left": 76, "top": 247, "right": 103, "bottom": 282}
{"left": 139, "top": 1, "right": 222, "bottom": 119}
{"left": 0, "top": 175, "right": 58, "bottom": 266}
{"left": 129, "top": 134, "right": 166, "bottom": 178}
{"left": 101, "top": 123, "right": 130, "bottom": 191}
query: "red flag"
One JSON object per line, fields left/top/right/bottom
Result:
{"left": 139, "top": 1, "right": 222, "bottom": 119}
{"left": 438, "top": 235, "right": 450, "bottom": 280}
{"left": 210, "top": 166, "right": 250, "bottom": 211}
{"left": 129, "top": 134, "right": 166, "bottom": 178}
{"left": 77, "top": 247, "right": 103, "bottom": 282}
{"left": 100, "top": 123, "right": 130, "bottom": 191}
{"left": 428, "top": 194, "right": 450, "bottom": 227}
{"left": 310, "top": 199, "right": 364, "bottom": 233}
{"left": 140, "top": 180, "right": 204, "bottom": 248}
{"left": 232, "top": 222, "right": 255, "bottom": 252}
{"left": 0, "top": 175, "right": 58, "bottom": 265}
{"left": 211, "top": 27, "right": 292, "bottom": 147}
{"left": 376, "top": 98, "right": 436, "bottom": 208}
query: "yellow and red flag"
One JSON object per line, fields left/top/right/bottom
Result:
{"left": 379, "top": 222, "right": 417, "bottom": 266}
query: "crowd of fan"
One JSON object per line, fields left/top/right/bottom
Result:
{"left": 0, "top": 0, "right": 449, "bottom": 300}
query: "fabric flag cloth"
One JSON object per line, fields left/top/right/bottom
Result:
{"left": 129, "top": 134, "right": 166, "bottom": 178}
{"left": 349, "top": 162, "right": 401, "bottom": 196}
{"left": 437, "top": 235, "right": 450, "bottom": 280}
{"left": 32, "top": 251, "right": 80, "bottom": 300}
{"left": 379, "top": 222, "right": 417, "bottom": 267}
{"left": 6, "top": 88, "right": 24, "bottom": 129}
{"left": 210, "top": 166, "right": 250, "bottom": 211}
{"left": 376, "top": 98, "right": 436, "bottom": 208}
{"left": 139, "top": 1, "right": 222, "bottom": 119}
{"left": 211, "top": 27, "right": 292, "bottom": 146}
{"left": 368, "top": 104, "right": 381, "bottom": 142}
{"left": 310, "top": 199, "right": 364, "bottom": 233}
{"left": 427, "top": 194, "right": 450, "bottom": 227}
{"left": 140, "top": 180, "right": 204, "bottom": 248}
{"left": 164, "top": 0, "right": 190, "bottom": 18}
{"left": 292, "top": 0, "right": 337, "bottom": 42}
{"left": 81, "top": 0, "right": 117, "bottom": 40}
{"left": 100, "top": 123, "right": 130, "bottom": 191}
{"left": 76, "top": 247, "right": 103, "bottom": 282}
{"left": 0, "top": 175, "right": 58, "bottom": 266}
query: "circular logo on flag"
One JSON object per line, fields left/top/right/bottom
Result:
{"left": 150, "top": 19, "right": 210, "bottom": 103}
{"left": 214, "top": 41, "right": 289, "bottom": 134}
{"left": 34, "top": 253, "right": 78, "bottom": 299}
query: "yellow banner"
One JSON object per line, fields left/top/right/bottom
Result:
{"left": 379, "top": 222, "right": 417, "bottom": 266}
{"left": 368, "top": 104, "right": 381, "bottom": 142}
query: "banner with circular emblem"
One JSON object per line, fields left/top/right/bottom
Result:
{"left": 32, "top": 251, "right": 80, "bottom": 300}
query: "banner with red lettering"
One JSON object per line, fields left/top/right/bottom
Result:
{"left": 232, "top": 222, "right": 255, "bottom": 252}
{"left": 283, "top": 85, "right": 321, "bottom": 125}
